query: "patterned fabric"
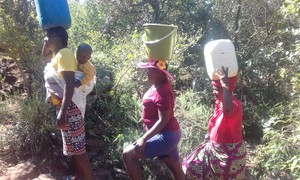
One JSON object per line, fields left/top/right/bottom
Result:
{"left": 59, "top": 102, "right": 86, "bottom": 156}
{"left": 182, "top": 140, "right": 246, "bottom": 180}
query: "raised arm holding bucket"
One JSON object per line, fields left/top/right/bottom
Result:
{"left": 182, "top": 39, "right": 246, "bottom": 179}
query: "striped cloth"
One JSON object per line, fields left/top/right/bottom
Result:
{"left": 59, "top": 102, "right": 86, "bottom": 156}
{"left": 182, "top": 140, "right": 246, "bottom": 180}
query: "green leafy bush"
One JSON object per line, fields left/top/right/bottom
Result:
{"left": 252, "top": 86, "right": 300, "bottom": 178}
{"left": 175, "top": 89, "right": 211, "bottom": 157}
{"left": 10, "top": 95, "right": 56, "bottom": 157}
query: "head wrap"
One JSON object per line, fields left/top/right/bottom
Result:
{"left": 137, "top": 59, "right": 174, "bottom": 81}
{"left": 211, "top": 76, "right": 238, "bottom": 91}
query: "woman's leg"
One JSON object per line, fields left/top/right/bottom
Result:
{"left": 161, "top": 156, "right": 185, "bottom": 180}
{"left": 73, "top": 153, "right": 94, "bottom": 180}
{"left": 123, "top": 144, "right": 145, "bottom": 180}
{"left": 60, "top": 102, "right": 93, "bottom": 179}
{"left": 71, "top": 156, "right": 83, "bottom": 179}
{"left": 123, "top": 131, "right": 181, "bottom": 179}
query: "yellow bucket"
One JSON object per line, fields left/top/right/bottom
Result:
{"left": 142, "top": 23, "right": 178, "bottom": 60}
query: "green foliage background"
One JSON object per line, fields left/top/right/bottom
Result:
{"left": 0, "top": 0, "right": 299, "bottom": 179}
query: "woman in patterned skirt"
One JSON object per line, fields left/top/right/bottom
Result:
{"left": 43, "top": 26, "right": 94, "bottom": 180}
{"left": 182, "top": 66, "right": 246, "bottom": 180}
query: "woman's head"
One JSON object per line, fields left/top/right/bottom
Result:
{"left": 146, "top": 67, "right": 168, "bottom": 84}
{"left": 137, "top": 59, "right": 174, "bottom": 85}
{"left": 44, "top": 26, "right": 68, "bottom": 51}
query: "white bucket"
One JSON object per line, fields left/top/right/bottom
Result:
{"left": 204, "top": 39, "right": 238, "bottom": 80}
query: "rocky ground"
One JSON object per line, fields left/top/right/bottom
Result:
{"left": 0, "top": 57, "right": 27, "bottom": 100}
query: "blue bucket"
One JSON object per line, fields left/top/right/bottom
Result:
{"left": 35, "top": 0, "right": 71, "bottom": 30}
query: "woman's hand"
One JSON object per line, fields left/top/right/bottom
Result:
{"left": 57, "top": 109, "right": 68, "bottom": 128}
{"left": 135, "top": 110, "right": 169, "bottom": 155}
{"left": 58, "top": 71, "right": 75, "bottom": 129}
{"left": 215, "top": 66, "right": 229, "bottom": 88}
{"left": 134, "top": 137, "right": 146, "bottom": 155}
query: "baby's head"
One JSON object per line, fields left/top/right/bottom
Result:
{"left": 76, "top": 43, "right": 93, "bottom": 64}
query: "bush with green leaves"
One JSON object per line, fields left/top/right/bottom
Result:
{"left": 175, "top": 89, "right": 212, "bottom": 157}
{"left": 8, "top": 95, "right": 56, "bottom": 157}
{"left": 80, "top": 30, "right": 146, "bottom": 165}
{"left": 0, "top": 0, "right": 300, "bottom": 179}
{"left": 251, "top": 63, "right": 300, "bottom": 178}
{"left": 252, "top": 101, "right": 300, "bottom": 178}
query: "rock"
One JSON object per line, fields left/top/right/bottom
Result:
{"left": 6, "top": 161, "right": 39, "bottom": 180}
{"left": 0, "top": 176, "right": 10, "bottom": 180}
{"left": 3, "top": 76, "right": 17, "bottom": 86}
{"left": 33, "top": 174, "right": 56, "bottom": 180}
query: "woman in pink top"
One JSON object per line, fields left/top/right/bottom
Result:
{"left": 123, "top": 59, "right": 185, "bottom": 180}
{"left": 182, "top": 67, "right": 246, "bottom": 179}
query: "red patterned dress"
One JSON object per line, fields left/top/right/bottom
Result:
{"left": 182, "top": 97, "right": 246, "bottom": 180}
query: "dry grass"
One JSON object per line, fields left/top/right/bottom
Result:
{"left": 0, "top": 97, "right": 24, "bottom": 176}
{"left": 0, "top": 98, "right": 23, "bottom": 147}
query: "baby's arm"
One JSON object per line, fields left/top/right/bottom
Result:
{"left": 74, "top": 80, "right": 82, "bottom": 88}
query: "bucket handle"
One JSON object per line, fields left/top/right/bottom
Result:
{"left": 142, "top": 28, "right": 177, "bottom": 45}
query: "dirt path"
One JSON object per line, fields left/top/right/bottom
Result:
{"left": 0, "top": 96, "right": 129, "bottom": 180}
{"left": 0, "top": 121, "right": 129, "bottom": 180}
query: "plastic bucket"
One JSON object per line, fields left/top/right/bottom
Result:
{"left": 142, "top": 23, "right": 178, "bottom": 60}
{"left": 204, "top": 39, "right": 238, "bottom": 80}
{"left": 35, "top": 0, "right": 71, "bottom": 30}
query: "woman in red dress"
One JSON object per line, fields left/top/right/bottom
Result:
{"left": 182, "top": 66, "right": 246, "bottom": 180}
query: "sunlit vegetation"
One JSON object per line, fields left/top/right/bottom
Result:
{"left": 0, "top": 0, "right": 299, "bottom": 179}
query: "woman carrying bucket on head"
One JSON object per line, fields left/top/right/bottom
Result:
{"left": 43, "top": 26, "right": 94, "bottom": 180}
{"left": 122, "top": 24, "right": 185, "bottom": 180}
{"left": 182, "top": 39, "right": 247, "bottom": 179}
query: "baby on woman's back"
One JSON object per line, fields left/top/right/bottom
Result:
{"left": 75, "top": 43, "right": 96, "bottom": 89}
